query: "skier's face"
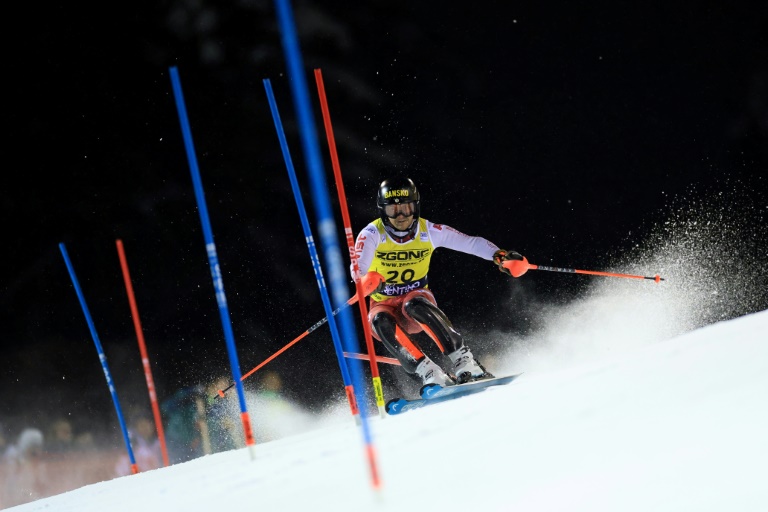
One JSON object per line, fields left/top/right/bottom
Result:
{"left": 385, "top": 202, "right": 415, "bottom": 230}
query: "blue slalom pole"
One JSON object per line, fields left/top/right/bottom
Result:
{"left": 273, "top": 0, "right": 381, "bottom": 489}
{"left": 58, "top": 243, "right": 138, "bottom": 474}
{"left": 168, "top": 66, "right": 256, "bottom": 457}
{"left": 263, "top": 78, "right": 357, "bottom": 418}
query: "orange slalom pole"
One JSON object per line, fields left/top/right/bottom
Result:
{"left": 503, "top": 257, "right": 664, "bottom": 282}
{"left": 115, "top": 240, "right": 170, "bottom": 467}
{"left": 217, "top": 272, "right": 384, "bottom": 398}
{"left": 314, "top": 68, "right": 387, "bottom": 418}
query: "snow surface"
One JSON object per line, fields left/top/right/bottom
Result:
{"left": 9, "top": 308, "right": 768, "bottom": 512}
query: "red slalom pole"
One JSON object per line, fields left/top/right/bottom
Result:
{"left": 314, "top": 68, "right": 387, "bottom": 418}
{"left": 115, "top": 240, "right": 170, "bottom": 467}
{"left": 502, "top": 257, "right": 664, "bottom": 282}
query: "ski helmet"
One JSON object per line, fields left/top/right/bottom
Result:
{"left": 376, "top": 177, "right": 421, "bottom": 225}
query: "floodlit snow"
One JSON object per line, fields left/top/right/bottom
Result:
{"left": 9, "top": 308, "right": 768, "bottom": 512}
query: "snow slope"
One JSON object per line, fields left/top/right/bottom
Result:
{"left": 9, "top": 309, "right": 768, "bottom": 512}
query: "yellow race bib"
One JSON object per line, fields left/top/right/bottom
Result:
{"left": 368, "top": 218, "right": 434, "bottom": 302}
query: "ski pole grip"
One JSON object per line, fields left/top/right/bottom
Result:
{"left": 360, "top": 271, "right": 384, "bottom": 296}
{"left": 502, "top": 256, "right": 531, "bottom": 278}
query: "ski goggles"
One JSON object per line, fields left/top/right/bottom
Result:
{"left": 383, "top": 202, "right": 415, "bottom": 218}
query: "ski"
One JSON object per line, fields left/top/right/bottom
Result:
{"left": 385, "top": 373, "right": 523, "bottom": 416}
{"left": 421, "top": 373, "right": 523, "bottom": 400}
{"left": 384, "top": 396, "right": 436, "bottom": 415}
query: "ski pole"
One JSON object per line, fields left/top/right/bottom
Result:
{"left": 344, "top": 352, "right": 401, "bottom": 366}
{"left": 502, "top": 257, "right": 664, "bottom": 282}
{"left": 216, "top": 272, "right": 384, "bottom": 397}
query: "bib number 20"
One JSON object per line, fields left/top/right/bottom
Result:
{"left": 385, "top": 269, "right": 415, "bottom": 283}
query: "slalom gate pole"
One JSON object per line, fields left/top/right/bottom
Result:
{"left": 59, "top": 243, "right": 138, "bottom": 474}
{"left": 264, "top": 77, "right": 366, "bottom": 424}
{"left": 273, "top": 0, "right": 381, "bottom": 491}
{"left": 314, "top": 68, "right": 386, "bottom": 418}
{"left": 168, "top": 66, "right": 257, "bottom": 459}
{"left": 502, "top": 257, "right": 664, "bottom": 282}
{"left": 217, "top": 278, "right": 384, "bottom": 397}
{"left": 115, "top": 239, "right": 170, "bottom": 467}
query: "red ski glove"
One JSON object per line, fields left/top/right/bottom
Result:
{"left": 360, "top": 271, "right": 384, "bottom": 296}
{"left": 493, "top": 249, "right": 524, "bottom": 276}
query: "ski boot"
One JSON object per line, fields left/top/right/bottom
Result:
{"left": 448, "top": 346, "right": 494, "bottom": 384}
{"left": 415, "top": 357, "right": 456, "bottom": 387}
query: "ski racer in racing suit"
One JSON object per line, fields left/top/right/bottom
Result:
{"left": 352, "top": 177, "right": 524, "bottom": 386}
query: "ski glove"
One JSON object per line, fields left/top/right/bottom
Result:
{"left": 493, "top": 249, "right": 524, "bottom": 276}
{"left": 359, "top": 271, "right": 384, "bottom": 296}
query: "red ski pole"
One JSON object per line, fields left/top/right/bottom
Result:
{"left": 502, "top": 257, "right": 664, "bottom": 282}
{"left": 343, "top": 352, "right": 401, "bottom": 366}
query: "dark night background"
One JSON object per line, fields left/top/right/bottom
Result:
{"left": 3, "top": 1, "right": 767, "bottom": 443}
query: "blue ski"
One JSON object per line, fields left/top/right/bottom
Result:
{"left": 421, "top": 373, "right": 522, "bottom": 399}
{"left": 385, "top": 374, "right": 522, "bottom": 416}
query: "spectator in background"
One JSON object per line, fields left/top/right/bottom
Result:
{"left": 2, "top": 427, "right": 48, "bottom": 506}
{"left": 161, "top": 384, "right": 208, "bottom": 463}
{"left": 203, "top": 376, "right": 241, "bottom": 453}
{"left": 45, "top": 418, "right": 75, "bottom": 454}
{"left": 44, "top": 417, "right": 97, "bottom": 455}
{"left": 0, "top": 421, "right": 8, "bottom": 508}
{"left": 0, "top": 422, "right": 7, "bottom": 458}
{"left": 114, "top": 416, "right": 163, "bottom": 477}
{"left": 4, "top": 427, "right": 44, "bottom": 463}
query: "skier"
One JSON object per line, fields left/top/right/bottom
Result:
{"left": 352, "top": 177, "right": 523, "bottom": 386}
